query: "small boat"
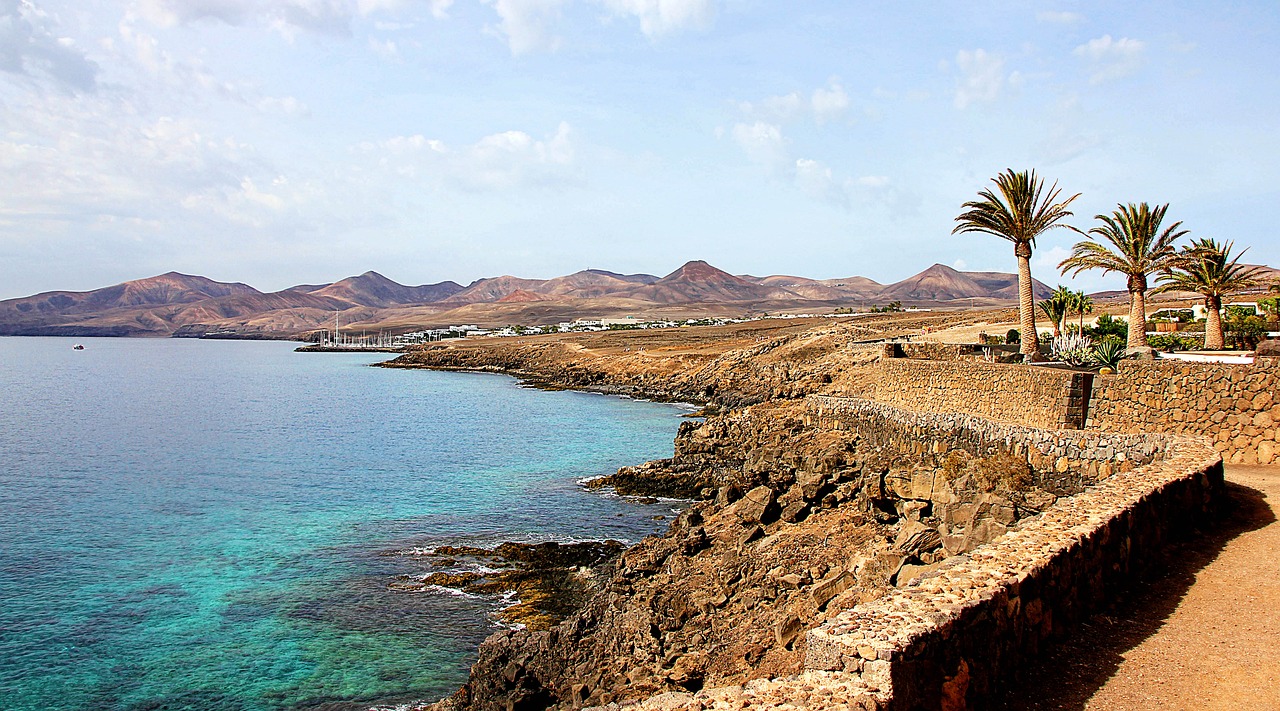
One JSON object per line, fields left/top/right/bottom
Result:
{"left": 72, "top": 344, "right": 85, "bottom": 350}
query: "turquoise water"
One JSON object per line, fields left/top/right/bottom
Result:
{"left": 0, "top": 338, "right": 685, "bottom": 711}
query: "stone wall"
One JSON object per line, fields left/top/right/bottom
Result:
{"left": 1087, "top": 359, "right": 1280, "bottom": 465}
{"left": 871, "top": 358, "right": 1089, "bottom": 430}
{"left": 803, "top": 398, "right": 1223, "bottom": 711}
{"left": 807, "top": 396, "right": 1163, "bottom": 482}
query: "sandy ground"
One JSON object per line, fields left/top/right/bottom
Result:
{"left": 996, "top": 465, "right": 1280, "bottom": 710}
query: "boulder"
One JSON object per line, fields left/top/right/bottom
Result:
{"left": 730, "top": 485, "right": 776, "bottom": 524}
{"left": 1257, "top": 339, "right": 1280, "bottom": 358}
{"left": 810, "top": 568, "right": 854, "bottom": 607}
{"left": 893, "top": 520, "right": 942, "bottom": 557}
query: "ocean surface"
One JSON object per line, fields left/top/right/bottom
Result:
{"left": 0, "top": 337, "right": 688, "bottom": 711}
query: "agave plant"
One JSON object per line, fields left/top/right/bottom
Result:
{"left": 1091, "top": 339, "right": 1128, "bottom": 369}
{"left": 1050, "top": 332, "right": 1094, "bottom": 366}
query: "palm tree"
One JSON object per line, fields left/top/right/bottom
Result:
{"left": 1072, "top": 290, "right": 1094, "bottom": 333}
{"left": 1059, "top": 203, "right": 1187, "bottom": 351}
{"left": 954, "top": 169, "right": 1081, "bottom": 358}
{"left": 1156, "top": 239, "right": 1268, "bottom": 350}
{"left": 1038, "top": 285, "right": 1073, "bottom": 338}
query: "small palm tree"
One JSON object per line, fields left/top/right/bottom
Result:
{"left": 1037, "top": 285, "right": 1073, "bottom": 337}
{"left": 1059, "top": 203, "right": 1187, "bottom": 351}
{"left": 954, "top": 169, "right": 1081, "bottom": 358}
{"left": 1073, "top": 290, "right": 1094, "bottom": 332}
{"left": 1156, "top": 239, "right": 1268, "bottom": 350}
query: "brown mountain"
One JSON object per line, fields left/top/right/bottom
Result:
{"left": 0, "top": 259, "right": 1103, "bottom": 337}
{"left": 441, "top": 276, "right": 551, "bottom": 304}
{"left": 307, "top": 271, "right": 463, "bottom": 307}
{"left": 0, "top": 272, "right": 259, "bottom": 320}
{"left": 880, "top": 264, "right": 1052, "bottom": 302}
{"left": 622, "top": 261, "right": 798, "bottom": 303}
{"left": 744, "top": 274, "right": 883, "bottom": 300}
{"left": 497, "top": 289, "right": 550, "bottom": 303}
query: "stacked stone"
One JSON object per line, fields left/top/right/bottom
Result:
{"left": 804, "top": 431, "right": 1221, "bottom": 710}
{"left": 585, "top": 672, "right": 888, "bottom": 711}
{"left": 1088, "top": 359, "right": 1280, "bottom": 464}
{"left": 874, "top": 358, "right": 1083, "bottom": 430}
{"left": 807, "top": 396, "right": 1167, "bottom": 477}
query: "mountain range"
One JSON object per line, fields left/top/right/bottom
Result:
{"left": 0, "top": 261, "right": 1060, "bottom": 338}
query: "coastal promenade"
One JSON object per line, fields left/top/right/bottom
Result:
{"left": 997, "top": 464, "right": 1280, "bottom": 710}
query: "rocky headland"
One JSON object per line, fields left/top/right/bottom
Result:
{"left": 374, "top": 316, "right": 1176, "bottom": 711}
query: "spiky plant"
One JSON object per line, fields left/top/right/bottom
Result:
{"left": 1156, "top": 239, "right": 1268, "bottom": 350}
{"left": 953, "top": 169, "right": 1081, "bottom": 359}
{"left": 1059, "top": 203, "right": 1187, "bottom": 351}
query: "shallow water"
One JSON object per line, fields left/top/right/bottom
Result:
{"left": 0, "top": 338, "right": 685, "bottom": 711}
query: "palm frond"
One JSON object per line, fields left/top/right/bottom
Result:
{"left": 953, "top": 169, "right": 1081, "bottom": 246}
{"left": 1155, "top": 238, "right": 1268, "bottom": 297}
{"left": 1058, "top": 202, "right": 1188, "bottom": 283}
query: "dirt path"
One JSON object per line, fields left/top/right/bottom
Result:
{"left": 996, "top": 465, "right": 1280, "bottom": 710}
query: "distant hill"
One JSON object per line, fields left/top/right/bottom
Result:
{"left": 880, "top": 264, "right": 1052, "bottom": 302}
{"left": 307, "top": 271, "right": 463, "bottom": 307}
{"left": 0, "top": 259, "right": 1138, "bottom": 337}
{"left": 0, "top": 272, "right": 259, "bottom": 320}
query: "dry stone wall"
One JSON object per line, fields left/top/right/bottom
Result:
{"left": 871, "top": 357, "right": 1087, "bottom": 430}
{"left": 1088, "top": 359, "right": 1280, "bottom": 465}
{"left": 803, "top": 399, "right": 1223, "bottom": 711}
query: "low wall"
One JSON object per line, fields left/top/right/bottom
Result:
{"left": 807, "top": 396, "right": 1162, "bottom": 482}
{"left": 1088, "top": 359, "right": 1280, "bottom": 465}
{"left": 872, "top": 358, "right": 1089, "bottom": 430}
{"left": 804, "top": 398, "right": 1223, "bottom": 710}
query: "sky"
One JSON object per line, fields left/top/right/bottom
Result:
{"left": 2, "top": 0, "right": 1278, "bottom": 299}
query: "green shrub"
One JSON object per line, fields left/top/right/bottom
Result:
{"left": 1086, "top": 313, "right": 1128, "bottom": 341}
{"left": 1006, "top": 328, "right": 1020, "bottom": 344}
{"left": 1225, "top": 313, "right": 1267, "bottom": 350}
{"left": 1148, "top": 333, "right": 1205, "bottom": 352}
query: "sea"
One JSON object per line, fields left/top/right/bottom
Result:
{"left": 0, "top": 337, "right": 688, "bottom": 711}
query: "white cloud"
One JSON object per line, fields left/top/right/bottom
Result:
{"left": 363, "top": 122, "right": 578, "bottom": 191}
{"left": 430, "top": 0, "right": 455, "bottom": 19}
{"left": 483, "top": 0, "right": 567, "bottom": 54}
{"left": 599, "top": 0, "right": 714, "bottom": 37}
{"left": 794, "top": 158, "right": 847, "bottom": 207}
{"left": 811, "top": 79, "right": 849, "bottom": 124}
{"left": 1033, "top": 245, "right": 1072, "bottom": 274}
{"left": 135, "top": 0, "right": 353, "bottom": 36}
{"left": 738, "top": 78, "right": 850, "bottom": 126}
{"left": 953, "top": 48, "right": 1008, "bottom": 109}
{"left": 856, "top": 175, "right": 890, "bottom": 188}
{"left": 368, "top": 36, "right": 399, "bottom": 59}
{"left": 256, "top": 95, "right": 310, "bottom": 116}
{"left": 1036, "top": 10, "right": 1083, "bottom": 24}
{"left": 0, "top": 0, "right": 99, "bottom": 92}
{"left": 952, "top": 258, "right": 967, "bottom": 270}
{"left": 1074, "top": 35, "right": 1146, "bottom": 84}
{"left": 730, "top": 121, "right": 787, "bottom": 171}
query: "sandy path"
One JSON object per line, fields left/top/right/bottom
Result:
{"left": 997, "top": 465, "right": 1280, "bottom": 710}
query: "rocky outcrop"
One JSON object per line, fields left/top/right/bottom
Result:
{"left": 390, "top": 541, "right": 626, "bottom": 630}
{"left": 421, "top": 398, "right": 1069, "bottom": 711}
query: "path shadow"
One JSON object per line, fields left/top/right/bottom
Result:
{"left": 992, "top": 479, "right": 1276, "bottom": 710}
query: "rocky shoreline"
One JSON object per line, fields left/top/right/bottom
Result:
{"left": 366, "top": 323, "right": 1088, "bottom": 710}
{"left": 389, "top": 541, "right": 629, "bottom": 631}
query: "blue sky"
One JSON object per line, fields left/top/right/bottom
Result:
{"left": 2, "top": 0, "right": 1277, "bottom": 298}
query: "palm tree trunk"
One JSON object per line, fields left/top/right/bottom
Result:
{"left": 1205, "top": 295, "right": 1225, "bottom": 350}
{"left": 1016, "top": 248, "right": 1039, "bottom": 357}
{"left": 1127, "top": 290, "right": 1148, "bottom": 349}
